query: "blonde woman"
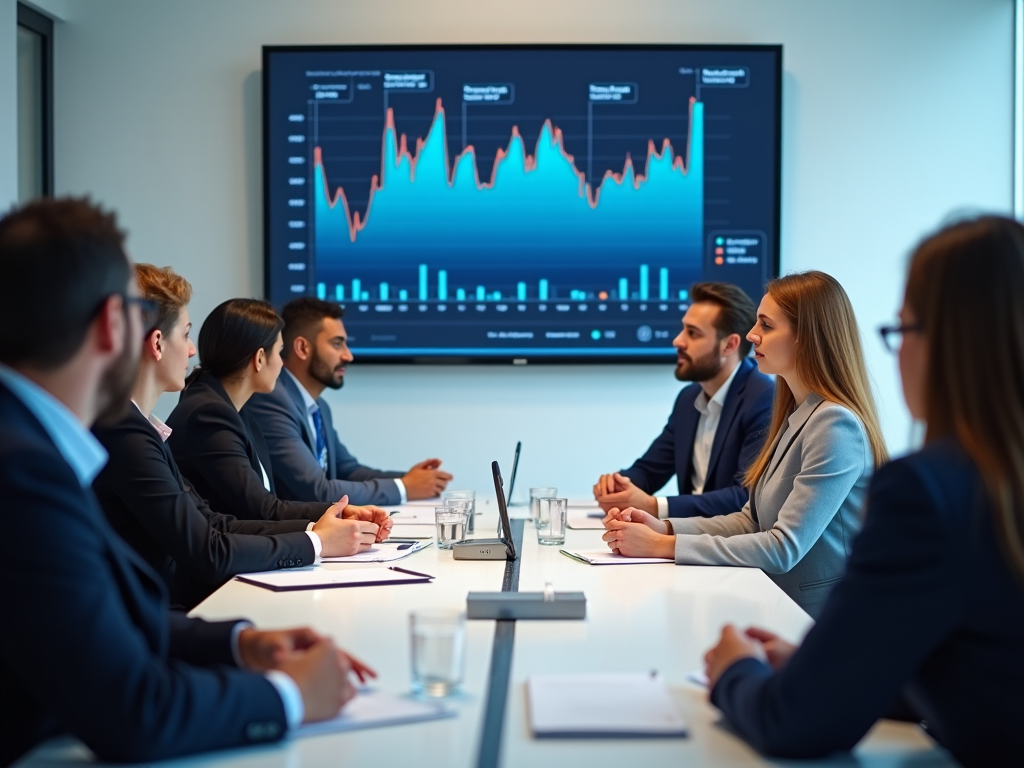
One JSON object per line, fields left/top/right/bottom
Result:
{"left": 603, "top": 271, "right": 887, "bottom": 617}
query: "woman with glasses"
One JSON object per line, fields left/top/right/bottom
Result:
{"left": 602, "top": 271, "right": 887, "bottom": 617}
{"left": 702, "top": 217, "right": 1024, "bottom": 766}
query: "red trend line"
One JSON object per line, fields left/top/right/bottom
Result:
{"left": 316, "top": 97, "right": 699, "bottom": 243}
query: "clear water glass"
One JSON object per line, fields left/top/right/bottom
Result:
{"left": 442, "top": 489, "right": 476, "bottom": 534}
{"left": 530, "top": 487, "right": 557, "bottom": 529}
{"left": 537, "top": 497, "right": 567, "bottom": 545}
{"left": 410, "top": 609, "right": 466, "bottom": 697}
{"left": 434, "top": 506, "right": 467, "bottom": 550}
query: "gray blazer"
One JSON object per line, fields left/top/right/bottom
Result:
{"left": 669, "top": 393, "right": 872, "bottom": 617}
{"left": 242, "top": 373, "right": 404, "bottom": 506}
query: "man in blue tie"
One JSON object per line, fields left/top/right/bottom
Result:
{"left": 245, "top": 298, "right": 452, "bottom": 505}
{"left": 593, "top": 282, "right": 774, "bottom": 518}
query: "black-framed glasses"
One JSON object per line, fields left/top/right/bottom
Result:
{"left": 124, "top": 296, "right": 160, "bottom": 333}
{"left": 878, "top": 323, "right": 922, "bottom": 353}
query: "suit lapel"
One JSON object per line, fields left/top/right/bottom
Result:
{"left": 764, "top": 394, "right": 825, "bottom": 481}
{"left": 280, "top": 373, "right": 316, "bottom": 452}
{"left": 319, "top": 397, "right": 336, "bottom": 480}
{"left": 676, "top": 387, "right": 701, "bottom": 493}
{"left": 705, "top": 360, "right": 752, "bottom": 481}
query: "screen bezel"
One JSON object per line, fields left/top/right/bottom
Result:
{"left": 491, "top": 460, "right": 517, "bottom": 559}
{"left": 262, "top": 43, "right": 783, "bottom": 365}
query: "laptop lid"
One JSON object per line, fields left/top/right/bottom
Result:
{"left": 506, "top": 441, "right": 522, "bottom": 506}
{"left": 491, "top": 460, "right": 517, "bottom": 560}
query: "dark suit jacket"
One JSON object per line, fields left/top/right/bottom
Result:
{"left": 244, "top": 372, "right": 403, "bottom": 505}
{"left": 166, "top": 370, "right": 330, "bottom": 522}
{"left": 93, "top": 405, "right": 316, "bottom": 609}
{"left": 0, "top": 383, "right": 287, "bottom": 766}
{"left": 711, "top": 439, "right": 1024, "bottom": 767}
{"left": 621, "top": 358, "right": 773, "bottom": 517}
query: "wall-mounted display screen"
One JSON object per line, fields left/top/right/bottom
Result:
{"left": 264, "top": 45, "right": 781, "bottom": 362}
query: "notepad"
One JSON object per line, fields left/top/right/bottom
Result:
{"left": 566, "top": 517, "right": 605, "bottom": 530}
{"left": 321, "top": 540, "right": 431, "bottom": 563}
{"left": 236, "top": 566, "right": 433, "bottom": 591}
{"left": 560, "top": 549, "right": 674, "bottom": 565}
{"left": 296, "top": 688, "right": 455, "bottom": 737}
{"left": 527, "top": 674, "right": 688, "bottom": 738}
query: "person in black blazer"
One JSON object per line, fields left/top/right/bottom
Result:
{"left": 0, "top": 199, "right": 364, "bottom": 765}
{"left": 702, "top": 216, "right": 1024, "bottom": 767}
{"left": 94, "top": 266, "right": 391, "bottom": 609}
{"left": 167, "top": 298, "right": 383, "bottom": 525}
{"left": 594, "top": 283, "right": 773, "bottom": 518}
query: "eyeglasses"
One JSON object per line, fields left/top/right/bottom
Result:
{"left": 123, "top": 296, "right": 160, "bottom": 333}
{"left": 878, "top": 323, "right": 922, "bottom": 353}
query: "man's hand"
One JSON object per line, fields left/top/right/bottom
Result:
{"left": 237, "top": 626, "right": 322, "bottom": 672}
{"left": 276, "top": 638, "right": 358, "bottom": 723}
{"left": 703, "top": 624, "right": 768, "bottom": 688}
{"left": 402, "top": 458, "right": 453, "bottom": 499}
{"left": 312, "top": 505, "right": 380, "bottom": 557}
{"left": 601, "top": 518, "right": 675, "bottom": 558}
{"left": 743, "top": 626, "right": 798, "bottom": 671}
{"left": 594, "top": 472, "right": 658, "bottom": 514}
{"left": 340, "top": 501, "right": 392, "bottom": 542}
{"left": 602, "top": 506, "right": 668, "bottom": 534}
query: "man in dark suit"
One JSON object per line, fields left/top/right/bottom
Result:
{"left": 0, "top": 199, "right": 361, "bottom": 766}
{"left": 594, "top": 282, "right": 773, "bottom": 518}
{"left": 244, "top": 297, "right": 452, "bottom": 505}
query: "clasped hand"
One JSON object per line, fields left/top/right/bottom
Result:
{"left": 592, "top": 472, "right": 658, "bottom": 514}
{"left": 312, "top": 495, "right": 393, "bottom": 557}
{"left": 600, "top": 506, "right": 675, "bottom": 559}
{"left": 703, "top": 624, "right": 798, "bottom": 688}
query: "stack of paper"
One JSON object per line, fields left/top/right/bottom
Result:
{"left": 321, "top": 540, "right": 431, "bottom": 563}
{"left": 527, "top": 673, "right": 688, "bottom": 738}
{"left": 297, "top": 688, "right": 455, "bottom": 737}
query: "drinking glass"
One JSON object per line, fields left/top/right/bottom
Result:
{"left": 530, "top": 487, "right": 557, "bottom": 529}
{"left": 410, "top": 609, "right": 466, "bottom": 697}
{"left": 537, "top": 497, "right": 567, "bottom": 545}
{"left": 442, "top": 490, "right": 476, "bottom": 534}
{"left": 434, "top": 506, "right": 467, "bottom": 549}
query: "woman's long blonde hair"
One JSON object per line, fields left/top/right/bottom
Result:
{"left": 743, "top": 271, "right": 888, "bottom": 489}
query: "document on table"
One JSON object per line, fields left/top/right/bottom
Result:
{"left": 560, "top": 549, "right": 674, "bottom": 565}
{"left": 296, "top": 688, "right": 455, "bottom": 737}
{"left": 236, "top": 565, "right": 433, "bottom": 591}
{"left": 566, "top": 517, "right": 605, "bottom": 530}
{"left": 567, "top": 498, "right": 601, "bottom": 508}
{"left": 384, "top": 505, "right": 438, "bottom": 524}
{"left": 527, "top": 673, "right": 688, "bottom": 738}
{"left": 321, "top": 540, "right": 431, "bottom": 563}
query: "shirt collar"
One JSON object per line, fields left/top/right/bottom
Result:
{"left": 132, "top": 400, "right": 173, "bottom": 442}
{"left": 693, "top": 360, "right": 742, "bottom": 415}
{"left": 0, "top": 363, "right": 108, "bottom": 486}
{"left": 283, "top": 367, "right": 319, "bottom": 414}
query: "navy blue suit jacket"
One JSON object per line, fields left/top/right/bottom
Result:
{"left": 0, "top": 383, "right": 287, "bottom": 766}
{"left": 166, "top": 370, "right": 331, "bottom": 522}
{"left": 621, "top": 358, "right": 773, "bottom": 517}
{"left": 243, "top": 372, "right": 403, "bottom": 505}
{"left": 711, "top": 439, "right": 1024, "bottom": 767}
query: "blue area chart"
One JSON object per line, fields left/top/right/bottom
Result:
{"left": 314, "top": 98, "right": 704, "bottom": 297}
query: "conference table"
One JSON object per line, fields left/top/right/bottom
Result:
{"left": 18, "top": 499, "right": 957, "bottom": 768}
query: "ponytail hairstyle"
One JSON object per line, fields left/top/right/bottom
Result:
{"left": 135, "top": 264, "right": 192, "bottom": 336}
{"left": 188, "top": 298, "right": 283, "bottom": 384}
{"left": 743, "top": 271, "right": 888, "bottom": 490}
{"left": 904, "top": 216, "right": 1024, "bottom": 586}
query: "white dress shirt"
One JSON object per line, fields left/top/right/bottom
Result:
{"left": 656, "top": 362, "right": 741, "bottom": 519}
{"left": 283, "top": 368, "right": 406, "bottom": 502}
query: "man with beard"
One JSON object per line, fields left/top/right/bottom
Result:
{"left": 0, "top": 199, "right": 363, "bottom": 765}
{"left": 244, "top": 298, "right": 452, "bottom": 505}
{"left": 593, "top": 282, "right": 773, "bottom": 519}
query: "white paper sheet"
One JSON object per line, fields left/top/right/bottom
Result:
{"left": 296, "top": 688, "right": 455, "bottom": 737}
{"left": 321, "top": 541, "right": 431, "bottom": 563}
{"left": 560, "top": 549, "right": 673, "bottom": 565}
{"left": 527, "top": 673, "right": 688, "bottom": 737}
{"left": 236, "top": 566, "right": 431, "bottom": 590}
{"left": 566, "top": 517, "right": 605, "bottom": 530}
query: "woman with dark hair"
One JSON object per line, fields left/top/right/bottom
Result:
{"left": 702, "top": 217, "right": 1024, "bottom": 766}
{"left": 603, "top": 271, "right": 887, "bottom": 617}
{"left": 166, "top": 299, "right": 388, "bottom": 536}
{"left": 94, "top": 269, "right": 391, "bottom": 608}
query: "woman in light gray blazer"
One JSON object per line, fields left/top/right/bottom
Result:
{"left": 603, "top": 271, "right": 888, "bottom": 617}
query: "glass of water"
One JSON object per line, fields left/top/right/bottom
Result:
{"left": 410, "top": 609, "right": 466, "bottom": 697}
{"left": 442, "top": 490, "right": 476, "bottom": 534}
{"left": 530, "top": 487, "right": 557, "bottom": 529}
{"left": 537, "top": 497, "right": 568, "bottom": 545}
{"left": 435, "top": 506, "right": 467, "bottom": 549}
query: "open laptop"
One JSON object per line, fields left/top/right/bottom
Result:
{"left": 506, "top": 441, "right": 522, "bottom": 506}
{"left": 452, "top": 460, "right": 517, "bottom": 561}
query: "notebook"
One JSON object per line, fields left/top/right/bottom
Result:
{"left": 320, "top": 540, "right": 431, "bottom": 563}
{"left": 236, "top": 566, "right": 433, "bottom": 591}
{"left": 560, "top": 549, "right": 673, "bottom": 565}
{"left": 527, "top": 673, "right": 688, "bottom": 738}
{"left": 297, "top": 688, "right": 455, "bottom": 737}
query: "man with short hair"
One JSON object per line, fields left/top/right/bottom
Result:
{"left": 593, "top": 282, "right": 773, "bottom": 518}
{"left": 244, "top": 297, "right": 452, "bottom": 505}
{"left": 0, "top": 199, "right": 361, "bottom": 765}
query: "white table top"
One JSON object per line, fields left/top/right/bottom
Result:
{"left": 17, "top": 502, "right": 956, "bottom": 768}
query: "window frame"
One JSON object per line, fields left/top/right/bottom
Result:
{"left": 17, "top": 2, "right": 54, "bottom": 198}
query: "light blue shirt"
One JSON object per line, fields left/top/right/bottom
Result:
{"left": 0, "top": 364, "right": 107, "bottom": 486}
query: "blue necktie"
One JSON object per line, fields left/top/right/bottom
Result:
{"left": 310, "top": 403, "right": 328, "bottom": 471}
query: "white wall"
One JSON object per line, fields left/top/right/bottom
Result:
{"left": 26, "top": 0, "right": 1018, "bottom": 494}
